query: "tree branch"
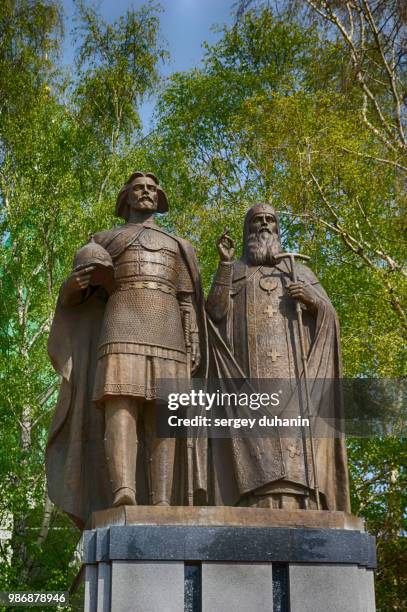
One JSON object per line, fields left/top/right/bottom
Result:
{"left": 361, "top": 0, "right": 406, "bottom": 147}
{"left": 338, "top": 145, "right": 407, "bottom": 173}
{"left": 306, "top": 0, "right": 406, "bottom": 154}
{"left": 307, "top": 167, "right": 407, "bottom": 330}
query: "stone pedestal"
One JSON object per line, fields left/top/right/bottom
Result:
{"left": 80, "top": 507, "right": 376, "bottom": 612}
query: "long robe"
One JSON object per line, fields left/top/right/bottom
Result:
{"left": 206, "top": 257, "right": 351, "bottom": 512}
{"left": 46, "top": 222, "right": 208, "bottom": 529}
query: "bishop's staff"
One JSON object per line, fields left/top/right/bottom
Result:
{"left": 274, "top": 252, "right": 321, "bottom": 511}
{"left": 183, "top": 307, "right": 194, "bottom": 506}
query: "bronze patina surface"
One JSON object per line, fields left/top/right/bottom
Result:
{"left": 46, "top": 172, "right": 206, "bottom": 529}
{"left": 89, "top": 506, "right": 364, "bottom": 531}
{"left": 206, "top": 204, "right": 351, "bottom": 512}
{"left": 47, "top": 193, "right": 352, "bottom": 529}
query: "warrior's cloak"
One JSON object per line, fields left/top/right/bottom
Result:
{"left": 46, "top": 222, "right": 208, "bottom": 529}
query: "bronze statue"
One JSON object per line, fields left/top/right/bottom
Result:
{"left": 206, "top": 203, "right": 350, "bottom": 511}
{"left": 47, "top": 189, "right": 350, "bottom": 525}
{"left": 46, "top": 172, "right": 206, "bottom": 528}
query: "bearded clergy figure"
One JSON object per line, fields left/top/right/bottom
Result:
{"left": 206, "top": 203, "right": 350, "bottom": 511}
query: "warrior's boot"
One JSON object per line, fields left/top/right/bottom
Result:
{"left": 104, "top": 397, "right": 138, "bottom": 506}
{"left": 145, "top": 405, "right": 175, "bottom": 505}
{"left": 149, "top": 438, "right": 176, "bottom": 505}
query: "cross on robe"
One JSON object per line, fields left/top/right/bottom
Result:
{"left": 267, "top": 347, "right": 281, "bottom": 362}
{"left": 287, "top": 444, "right": 301, "bottom": 459}
{"left": 263, "top": 303, "right": 277, "bottom": 318}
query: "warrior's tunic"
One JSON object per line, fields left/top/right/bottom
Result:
{"left": 93, "top": 225, "right": 194, "bottom": 402}
{"left": 46, "top": 220, "right": 206, "bottom": 528}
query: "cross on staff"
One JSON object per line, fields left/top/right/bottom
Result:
{"left": 263, "top": 303, "right": 277, "bottom": 318}
{"left": 267, "top": 347, "right": 281, "bottom": 362}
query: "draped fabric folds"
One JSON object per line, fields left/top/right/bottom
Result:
{"left": 46, "top": 223, "right": 208, "bottom": 529}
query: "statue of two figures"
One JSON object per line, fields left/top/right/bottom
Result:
{"left": 46, "top": 172, "right": 350, "bottom": 529}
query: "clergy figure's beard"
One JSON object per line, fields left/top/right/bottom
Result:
{"left": 247, "top": 229, "right": 280, "bottom": 265}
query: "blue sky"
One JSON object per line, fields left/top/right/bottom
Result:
{"left": 61, "top": 0, "right": 235, "bottom": 130}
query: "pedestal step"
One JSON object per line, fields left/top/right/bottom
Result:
{"left": 81, "top": 509, "right": 376, "bottom": 612}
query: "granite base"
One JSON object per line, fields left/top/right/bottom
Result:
{"left": 81, "top": 507, "right": 376, "bottom": 612}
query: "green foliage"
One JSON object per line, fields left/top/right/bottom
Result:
{"left": 146, "top": 7, "right": 406, "bottom": 610}
{"left": 348, "top": 436, "right": 407, "bottom": 609}
{"left": 151, "top": 7, "right": 406, "bottom": 374}
{"left": 0, "top": 0, "right": 167, "bottom": 601}
{"left": 0, "top": 1, "right": 405, "bottom": 609}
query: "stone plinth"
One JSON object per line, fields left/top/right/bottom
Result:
{"left": 81, "top": 507, "right": 376, "bottom": 612}
{"left": 89, "top": 505, "right": 365, "bottom": 531}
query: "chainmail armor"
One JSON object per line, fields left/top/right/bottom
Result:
{"left": 97, "top": 228, "right": 194, "bottom": 355}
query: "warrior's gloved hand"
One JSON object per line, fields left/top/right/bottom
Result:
{"left": 67, "top": 265, "right": 96, "bottom": 291}
{"left": 287, "top": 281, "right": 318, "bottom": 313}
{"left": 60, "top": 265, "right": 96, "bottom": 306}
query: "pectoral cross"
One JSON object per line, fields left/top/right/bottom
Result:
{"left": 264, "top": 303, "right": 277, "bottom": 318}
{"left": 267, "top": 347, "right": 281, "bottom": 362}
{"left": 287, "top": 444, "right": 301, "bottom": 459}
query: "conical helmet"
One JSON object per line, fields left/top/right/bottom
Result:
{"left": 73, "top": 240, "right": 113, "bottom": 271}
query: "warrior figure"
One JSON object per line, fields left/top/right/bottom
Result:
{"left": 46, "top": 172, "right": 205, "bottom": 528}
{"left": 206, "top": 203, "right": 350, "bottom": 511}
